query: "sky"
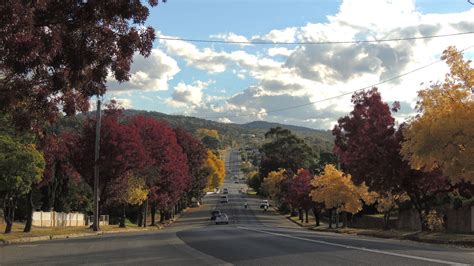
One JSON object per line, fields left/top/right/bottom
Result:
{"left": 105, "top": 0, "right": 474, "bottom": 129}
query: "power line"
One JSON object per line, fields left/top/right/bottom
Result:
{"left": 202, "top": 45, "right": 474, "bottom": 120}
{"left": 158, "top": 31, "right": 474, "bottom": 45}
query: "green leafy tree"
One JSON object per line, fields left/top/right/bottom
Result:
{"left": 0, "top": 135, "right": 45, "bottom": 233}
{"left": 258, "top": 127, "right": 318, "bottom": 193}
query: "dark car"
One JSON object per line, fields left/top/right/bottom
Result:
{"left": 211, "top": 210, "right": 222, "bottom": 220}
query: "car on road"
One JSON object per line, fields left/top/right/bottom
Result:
{"left": 260, "top": 199, "right": 270, "bottom": 208}
{"left": 211, "top": 210, "right": 222, "bottom": 220}
{"left": 220, "top": 195, "right": 229, "bottom": 203}
{"left": 215, "top": 213, "right": 229, "bottom": 224}
{"left": 222, "top": 188, "right": 229, "bottom": 194}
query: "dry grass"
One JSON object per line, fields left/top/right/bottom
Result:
{"left": 0, "top": 222, "right": 158, "bottom": 243}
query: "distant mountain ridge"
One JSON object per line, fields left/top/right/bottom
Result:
{"left": 121, "top": 109, "right": 334, "bottom": 152}
{"left": 241, "top": 121, "right": 323, "bottom": 134}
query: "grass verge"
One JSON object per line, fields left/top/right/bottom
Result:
{"left": 311, "top": 226, "right": 474, "bottom": 248}
{"left": 0, "top": 222, "right": 161, "bottom": 244}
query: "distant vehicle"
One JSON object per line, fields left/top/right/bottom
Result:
{"left": 260, "top": 200, "right": 270, "bottom": 209}
{"left": 215, "top": 213, "right": 229, "bottom": 225}
{"left": 233, "top": 175, "right": 238, "bottom": 179}
{"left": 220, "top": 195, "right": 229, "bottom": 203}
{"left": 234, "top": 181, "right": 239, "bottom": 184}
{"left": 211, "top": 210, "right": 221, "bottom": 220}
{"left": 222, "top": 188, "right": 229, "bottom": 194}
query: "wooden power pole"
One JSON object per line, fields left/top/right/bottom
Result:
{"left": 93, "top": 98, "right": 102, "bottom": 231}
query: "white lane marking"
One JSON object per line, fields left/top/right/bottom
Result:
{"left": 17, "top": 244, "right": 38, "bottom": 248}
{"left": 238, "top": 226, "right": 470, "bottom": 266}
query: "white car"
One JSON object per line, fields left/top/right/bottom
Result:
{"left": 215, "top": 213, "right": 229, "bottom": 224}
{"left": 260, "top": 200, "right": 270, "bottom": 208}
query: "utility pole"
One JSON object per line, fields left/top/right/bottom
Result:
{"left": 93, "top": 98, "right": 102, "bottom": 231}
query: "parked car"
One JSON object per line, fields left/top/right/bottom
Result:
{"left": 222, "top": 188, "right": 229, "bottom": 194}
{"left": 260, "top": 199, "right": 270, "bottom": 208}
{"left": 215, "top": 213, "right": 229, "bottom": 225}
{"left": 211, "top": 210, "right": 221, "bottom": 220}
{"left": 220, "top": 195, "right": 229, "bottom": 203}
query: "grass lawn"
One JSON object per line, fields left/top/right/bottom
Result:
{"left": 0, "top": 222, "right": 158, "bottom": 243}
{"left": 312, "top": 226, "right": 474, "bottom": 247}
{"left": 288, "top": 215, "right": 317, "bottom": 228}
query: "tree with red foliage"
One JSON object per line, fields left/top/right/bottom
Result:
{"left": 288, "top": 169, "right": 317, "bottom": 224}
{"left": 129, "top": 116, "right": 189, "bottom": 224}
{"left": 0, "top": 1, "right": 165, "bottom": 129}
{"left": 333, "top": 88, "right": 451, "bottom": 230}
{"left": 73, "top": 102, "right": 148, "bottom": 211}
{"left": 333, "top": 88, "right": 401, "bottom": 191}
{"left": 174, "top": 128, "right": 208, "bottom": 204}
{"left": 39, "top": 132, "right": 83, "bottom": 212}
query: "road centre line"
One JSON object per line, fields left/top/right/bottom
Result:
{"left": 237, "top": 226, "right": 469, "bottom": 266}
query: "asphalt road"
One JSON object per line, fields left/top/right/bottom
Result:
{"left": 1, "top": 149, "right": 473, "bottom": 265}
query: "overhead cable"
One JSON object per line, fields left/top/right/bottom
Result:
{"left": 157, "top": 31, "right": 474, "bottom": 45}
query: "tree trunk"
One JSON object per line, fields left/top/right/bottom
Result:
{"left": 160, "top": 210, "right": 165, "bottom": 223}
{"left": 24, "top": 191, "right": 34, "bottom": 232}
{"left": 119, "top": 204, "right": 126, "bottom": 228}
{"left": 305, "top": 209, "right": 309, "bottom": 223}
{"left": 383, "top": 212, "right": 390, "bottom": 230}
{"left": 328, "top": 209, "right": 333, "bottom": 229}
{"left": 137, "top": 204, "right": 143, "bottom": 227}
{"left": 143, "top": 199, "right": 148, "bottom": 228}
{"left": 335, "top": 209, "right": 339, "bottom": 228}
{"left": 3, "top": 197, "right": 16, "bottom": 234}
{"left": 342, "top": 211, "right": 348, "bottom": 228}
{"left": 150, "top": 203, "right": 156, "bottom": 226}
{"left": 298, "top": 208, "right": 303, "bottom": 221}
{"left": 312, "top": 207, "right": 320, "bottom": 226}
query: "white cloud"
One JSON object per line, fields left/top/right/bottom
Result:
{"left": 211, "top": 33, "right": 252, "bottom": 47}
{"left": 157, "top": 0, "right": 474, "bottom": 129}
{"left": 252, "top": 27, "right": 297, "bottom": 43}
{"left": 167, "top": 80, "right": 214, "bottom": 107}
{"left": 107, "top": 49, "right": 180, "bottom": 91}
{"left": 111, "top": 97, "right": 133, "bottom": 109}
{"left": 218, "top": 117, "right": 232, "bottom": 123}
{"left": 267, "top": 47, "right": 294, "bottom": 57}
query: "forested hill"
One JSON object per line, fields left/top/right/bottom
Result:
{"left": 121, "top": 109, "right": 334, "bottom": 153}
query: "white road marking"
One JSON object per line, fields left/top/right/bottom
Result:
{"left": 238, "top": 226, "right": 470, "bottom": 266}
{"left": 17, "top": 244, "right": 38, "bottom": 248}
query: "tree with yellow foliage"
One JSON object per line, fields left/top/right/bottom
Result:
{"left": 310, "top": 164, "right": 376, "bottom": 228}
{"left": 401, "top": 46, "right": 474, "bottom": 183}
{"left": 262, "top": 169, "right": 287, "bottom": 203}
{"left": 111, "top": 172, "right": 149, "bottom": 228}
{"left": 196, "top": 128, "right": 221, "bottom": 150}
{"left": 376, "top": 192, "right": 409, "bottom": 230}
{"left": 205, "top": 150, "right": 225, "bottom": 191}
{"left": 196, "top": 128, "right": 220, "bottom": 140}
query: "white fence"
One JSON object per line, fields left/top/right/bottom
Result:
{"left": 32, "top": 211, "right": 85, "bottom": 227}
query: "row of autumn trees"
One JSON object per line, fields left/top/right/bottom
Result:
{"left": 251, "top": 47, "right": 473, "bottom": 231}
{"left": 1, "top": 102, "right": 226, "bottom": 233}
{"left": 0, "top": 0, "right": 228, "bottom": 234}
